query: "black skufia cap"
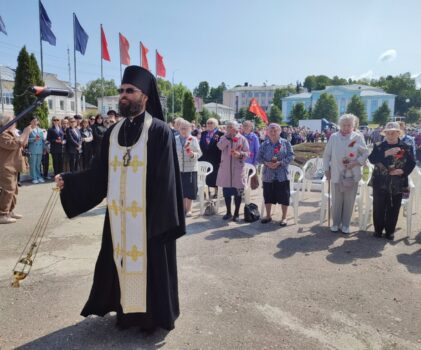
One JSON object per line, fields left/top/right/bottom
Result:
{"left": 121, "top": 65, "right": 164, "bottom": 121}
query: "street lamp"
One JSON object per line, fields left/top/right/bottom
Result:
{"left": 172, "top": 70, "right": 179, "bottom": 121}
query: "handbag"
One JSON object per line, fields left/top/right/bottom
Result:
{"left": 244, "top": 203, "right": 260, "bottom": 222}
{"left": 204, "top": 200, "right": 216, "bottom": 216}
{"left": 250, "top": 173, "right": 259, "bottom": 190}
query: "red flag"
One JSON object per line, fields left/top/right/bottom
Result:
{"left": 140, "top": 42, "right": 149, "bottom": 71}
{"left": 101, "top": 25, "right": 110, "bottom": 61}
{"left": 119, "top": 33, "right": 130, "bottom": 65}
{"left": 249, "top": 98, "right": 268, "bottom": 124}
{"left": 156, "top": 50, "right": 166, "bottom": 77}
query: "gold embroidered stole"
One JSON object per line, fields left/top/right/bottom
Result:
{"left": 107, "top": 113, "right": 152, "bottom": 313}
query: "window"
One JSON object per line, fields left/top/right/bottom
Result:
{"left": 2, "top": 92, "right": 13, "bottom": 105}
{"left": 48, "top": 100, "right": 53, "bottom": 110}
{"left": 70, "top": 101, "right": 75, "bottom": 111}
{"left": 248, "top": 92, "right": 252, "bottom": 97}
{"left": 59, "top": 100, "right": 64, "bottom": 110}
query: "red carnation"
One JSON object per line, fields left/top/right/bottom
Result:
{"left": 274, "top": 146, "right": 281, "bottom": 154}
{"left": 395, "top": 149, "right": 405, "bottom": 159}
{"left": 348, "top": 140, "right": 356, "bottom": 147}
{"left": 232, "top": 137, "right": 239, "bottom": 143}
{"left": 349, "top": 152, "right": 355, "bottom": 158}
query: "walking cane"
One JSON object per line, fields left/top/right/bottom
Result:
{"left": 327, "top": 169, "right": 331, "bottom": 227}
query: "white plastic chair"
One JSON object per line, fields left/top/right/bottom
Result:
{"left": 197, "top": 161, "right": 213, "bottom": 215}
{"left": 302, "top": 157, "right": 324, "bottom": 194}
{"left": 260, "top": 165, "right": 303, "bottom": 225}
{"left": 319, "top": 176, "right": 331, "bottom": 225}
{"left": 409, "top": 167, "right": 421, "bottom": 213}
{"left": 355, "top": 164, "right": 374, "bottom": 230}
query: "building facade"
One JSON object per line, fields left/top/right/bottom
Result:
{"left": 282, "top": 84, "right": 395, "bottom": 122}
{"left": 203, "top": 102, "right": 235, "bottom": 123}
{"left": 223, "top": 84, "right": 295, "bottom": 113}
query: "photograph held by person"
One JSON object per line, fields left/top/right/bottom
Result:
{"left": 0, "top": 115, "right": 25, "bottom": 224}
{"left": 80, "top": 118, "right": 94, "bottom": 170}
{"left": 199, "top": 118, "right": 224, "bottom": 198}
{"left": 175, "top": 119, "right": 202, "bottom": 217}
{"left": 368, "top": 122, "right": 416, "bottom": 240}
{"left": 55, "top": 66, "right": 185, "bottom": 332}
{"left": 257, "top": 123, "right": 294, "bottom": 226}
{"left": 65, "top": 117, "right": 82, "bottom": 172}
{"left": 47, "top": 117, "right": 64, "bottom": 175}
{"left": 25, "top": 117, "right": 45, "bottom": 184}
{"left": 216, "top": 121, "right": 250, "bottom": 222}
{"left": 323, "top": 114, "right": 369, "bottom": 234}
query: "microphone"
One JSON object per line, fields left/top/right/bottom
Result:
{"left": 28, "top": 86, "right": 75, "bottom": 98}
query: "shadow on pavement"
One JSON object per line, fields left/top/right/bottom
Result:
{"left": 205, "top": 220, "right": 280, "bottom": 241}
{"left": 396, "top": 245, "right": 421, "bottom": 274}
{"left": 273, "top": 224, "right": 340, "bottom": 259}
{"left": 16, "top": 315, "right": 169, "bottom": 350}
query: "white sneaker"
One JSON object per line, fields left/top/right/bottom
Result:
{"left": 38, "top": 178, "right": 45, "bottom": 183}
{"left": 0, "top": 215, "right": 16, "bottom": 224}
{"left": 10, "top": 212, "right": 23, "bottom": 219}
{"left": 185, "top": 211, "right": 192, "bottom": 217}
{"left": 330, "top": 225, "right": 339, "bottom": 232}
{"left": 32, "top": 179, "right": 39, "bottom": 184}
{"left": 341, "top": 226, "right": 350, "bottom": 234}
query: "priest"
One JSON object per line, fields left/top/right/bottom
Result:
{"left": 55, "top": 65, "right": 185, "bottom": 331}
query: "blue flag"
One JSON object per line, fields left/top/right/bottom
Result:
{"left": 74, "top": 14, "right": 88, "bottom": 55}
{"left": 0, "top": 15, "right": 8, "bottom": 35}
{"left": 39, "top": 1, "right": 56, "bottom": 45}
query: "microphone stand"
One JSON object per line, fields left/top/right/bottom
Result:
{"left": 0, "top": 96, "right": 45, "bottom": 134}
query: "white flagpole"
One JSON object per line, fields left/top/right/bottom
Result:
{"left": 73, "top": 13, "right": 78, "bottom": 115}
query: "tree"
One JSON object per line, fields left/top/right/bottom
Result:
{"left": 167, "top": 83, "right": 189, "bottom": 117}
{"left": 312, "top": 93, "right": 338, "bottom": 122}
{"left": 303, "top": 75, "right": 317, "bottom": 92}
{"left": 208, "top": 82, "right": 226, "bottom": 103}
{"left": 84, "top": 78, "right": 118, "bottom": 106}
{"left": 405, "top": 106, "right": 421, "bottom": 124}
{"left": 372, "top": 101, "right": 391, "bottom": 125}
{"left": 269, "top": 105, "right": 283, "bottom": 124}
{"left": 182, "top": 91, "right": 196, "bottom": 122}
{"left": 346, "top": 95, "right": 368, "bottom": 125}
{"left": 193, "top": 81, "right": 210, "bottom": 101}
{"left": 157, "top": 78, "right": 172, "bottom": 97}
{"left": 331, "top": 75, "right": 348, "bottom": 85}
{"left": 273, "top": 87, "right": 296, "bottom": 110}
{"left": 198, "top": 107, "right": 211, "bottom": 125}
{"left": 13, "top": 47, "right": 49, "bottom": 129}
{"left": 290, "top": 103, "right": 308, "bottom": 126}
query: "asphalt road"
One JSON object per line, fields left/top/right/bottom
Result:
{"left": 0, "top": 181, "right": 420, "bottom": 350}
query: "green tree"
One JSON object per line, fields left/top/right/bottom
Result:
{"left": 290, "top": 103, "right": 308, "bottom": 126}
{"left": 346, "top": 95, "right": 368, "bottom": 125}
{"left": 157, "top": 78, "right": 172, "bottom": 97}
{"left": 193, "top": 81, "right": 210, "bottom": 101}
{"left": 13, "top": 47, "right": 48, "bottom": 129}
{"left": 167, "top": 83, "right": 189, "bottom": 117}
{"left": 84, "top": 78, "right": 118, "bottom": 106}
{"left": 269, "top": 104, "right": 283, "bottom": 123}
{"left": 273, "top": 87, "right": 296, "bottom": 110}
{"left": 303, "top": 75, "right": 317, "bottom": 92}
{"left": 182, "top": 91, "right": 196, "bottom": 122}
{"left": 208, "top": 82, "right": 226, "bottom": 103}
{"left": 312, "top": 93, "right": 338, "bottom": 122}
{"left": 372, "top": 101, "right": 391, "bottom": 125}
{"left": 198, "top": 107, "right": 211, "bottom": 125}
{"left": 405, "top": 106, "right": 421, "bottom": 124}
{"left": 331, "top": 75, "right": 348, "bottom": 85}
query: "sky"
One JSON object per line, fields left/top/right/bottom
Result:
{"left": 2, "top": 0, "right": 421, "bottom": 90}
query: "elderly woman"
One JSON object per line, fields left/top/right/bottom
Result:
{"left": 216, "top": 121, "right": 250, "bottom": 222}
{"left": 199, "top": 117, "right": 224, "bottom": 197}
{"left": 80, "top": 118, "right": 94, "bottom": 170}
{"left": 242, "top": 120, "right": 260, "bottom": 166}
{"left": 92, "top": 114, "right": 107, "bottom": 157}
{"left": 47, "top": 117, "right": 64, "bottom": 176}
{"left": 25, "top": 117, "right": 45, "bottom": 184}
{"left": 257, "top": 123, "right": 294, "bottom": 226}
{"left": 368, "top": 122, "right": 416, "bottom": 240}
{"left": 175, "top": 119, "right": 202, "bottom": 217}
{"left": 323, "top": 114, "right": 368, "bottom": 234}
{"left": 0, "top": 115, "right": 25, "bottom": 224}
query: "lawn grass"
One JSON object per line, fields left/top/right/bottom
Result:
{"left": 292, "top": 142, "right": 326, "bottom": 166}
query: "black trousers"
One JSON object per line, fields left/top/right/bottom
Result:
{"left": 51, "top": 153, "right": 63, "bottom": 175}
{"left": 42, "top": 152, "right": 49, "bottom": 177}
{"left": 68, "top": 153, "right": 80, "bottom": 173}
{"left": 372, "top": 188, "right": 402, "bottom": 235}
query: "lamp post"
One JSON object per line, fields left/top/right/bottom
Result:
{"left": 172, "top": 70, "right": 179, "bottom": 121}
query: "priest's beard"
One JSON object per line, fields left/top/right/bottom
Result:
{"left": 119, "top": 98, "right": 145, "bottom": 118}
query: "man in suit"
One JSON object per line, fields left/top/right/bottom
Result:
{"left": 47, "top": 117, "right": 64, "bottom": 175}
{"left": 66, "top": 117, "right": 82, "bottom": 172}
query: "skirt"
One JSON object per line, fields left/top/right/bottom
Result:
{"left": 181, "top": 172, "right": 198, "bottom": 200}
{"left": 263, "top": 180, "right": 290, "bottom": 205}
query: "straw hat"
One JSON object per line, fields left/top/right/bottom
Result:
{"left": 381, "top": 122, "right": 404, "bottom": 136}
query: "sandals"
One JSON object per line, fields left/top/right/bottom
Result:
{"left": 279, "top": 220, "right": 287, "bottom": 227}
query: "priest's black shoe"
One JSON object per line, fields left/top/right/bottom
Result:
{"left": 373, "top": 231, "right": 382, "bottom": 238}
{"left": 232, "top": 215, "right": 239, "bottom": 222}
{"left": 385, "top": 233, "right": 394, "bottom": 241}
{"left": 223, "top": 213, "right": 232, "bottom": 220}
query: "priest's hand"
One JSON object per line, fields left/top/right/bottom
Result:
{"left": 55, "top": 174, "right": 64, "bottom": 190}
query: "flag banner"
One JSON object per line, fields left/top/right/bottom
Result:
{"left": 101, "top": 26, "right": 111, "bottom": 61}
{"left": 249, "top": 98, "right": 268, "bottom": 124}
{"left": 0, "top": 15, "right": 7, "bottom": 35}
{"left": 74, "top": 14, "right": 89, "bottom": 55}
{"left": 39, "top": 1, "right": 56, "bottom": 45}
{"left": 119, "top": 33, "right": 130, "bottom": 65}
{"left": 156, "top": 50, "right": 166, "bottom": 78}
{"left": 140, "top": 42, "right": 149, "bottom": 71}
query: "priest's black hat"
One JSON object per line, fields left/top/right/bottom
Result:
{"left": 121, "top": 65, "right": 164, "bottom": 120}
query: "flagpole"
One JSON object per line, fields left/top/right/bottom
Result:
{"left": 100, "top": 24, "right": 104, "bottom": 114}
{"left": 38, "top": 0, "right": 44, "bottom": 77}
{"left": 119, "top": 33, "right": 122, "bottom": 82}
{"left": 0, "top": 66, "right": 4, "bottom": 113}
{"left": 140, "top": 41, "right": 142, "bottom": 67}
{"left": 73, "top": 13, "right": 78, "bottom": 115}
{"left": 155, "top": 49, "right": 157, "bottom": 78}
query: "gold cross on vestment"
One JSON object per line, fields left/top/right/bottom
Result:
{"left": 114, "top": 243, "right": 122, "bottom": 257}
{"left": 126, "top": 200, "right": 143, "bottom": 218}
{"left": 127, "top": 245, "right": 144, "bottom": 262}
{"left": 130, "top": 155, "right": 144, "bottom": 173}
{"left": 110, "top": 156, "right": 121, "bottom": 172}
{"left": 109, "top": 199, "right": 120, "bottom": 216}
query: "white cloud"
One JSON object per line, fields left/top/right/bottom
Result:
{"left": 378, "top": 49, "right": 397, "bottom": 62}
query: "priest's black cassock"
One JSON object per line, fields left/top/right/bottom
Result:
{"left": 60, "top": 108, "right": 185, "bottom": 330}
